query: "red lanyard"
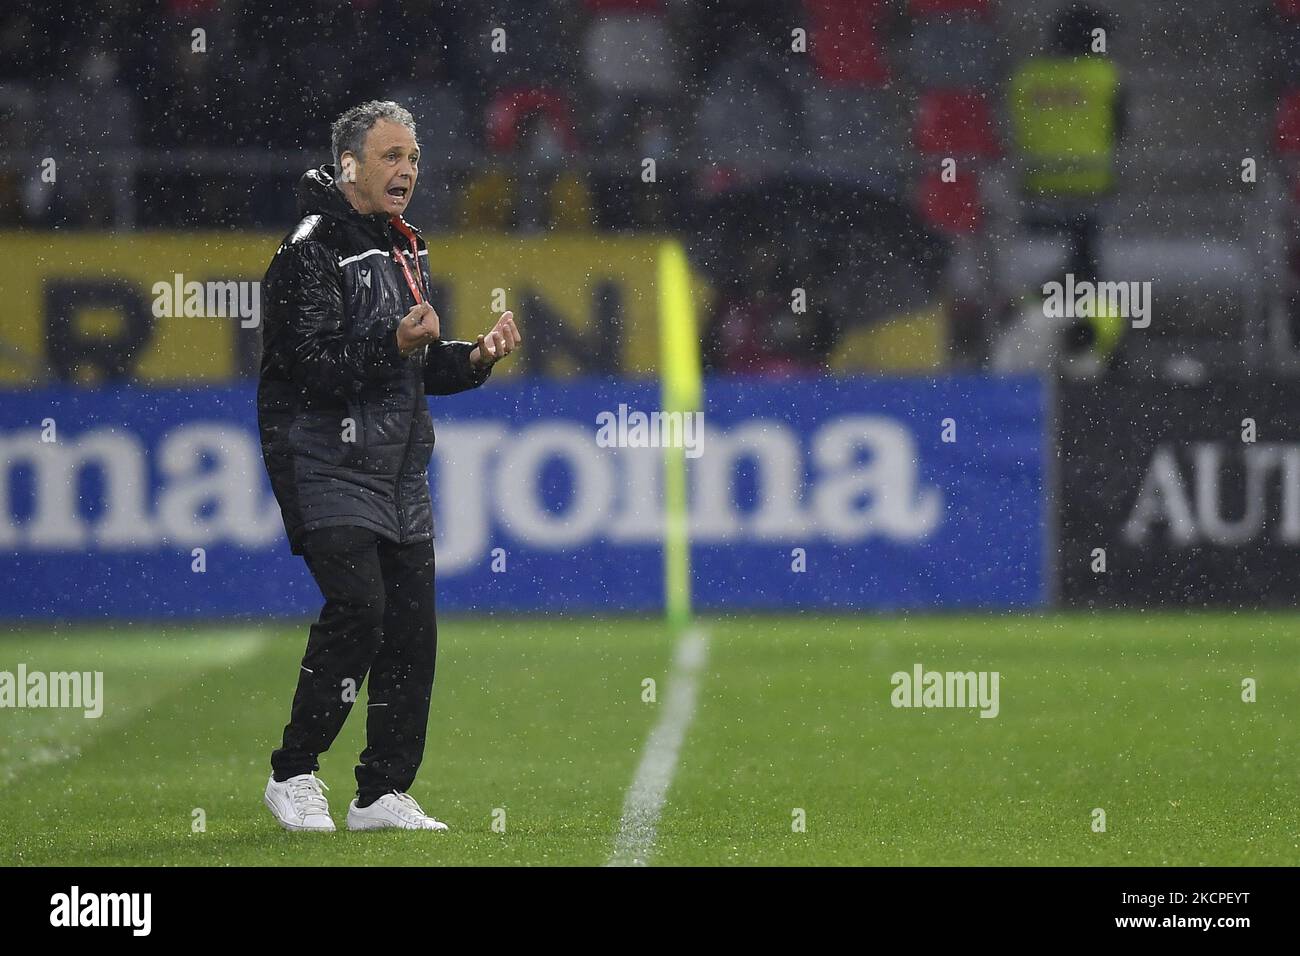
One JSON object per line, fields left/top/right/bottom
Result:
{"left": 389, "top": 218, "right": 426, "bottom": 305}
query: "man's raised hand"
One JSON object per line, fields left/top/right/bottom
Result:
{"left": 470, "top": 311, "right": 521, "bottom": 368}
{"left": 396, "top": 302, "right": 440, "bottom": 355}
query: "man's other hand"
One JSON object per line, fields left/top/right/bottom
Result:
{"left": 469, "top": 311, "right": 521, "bottom": 368}
{"left": 397, "top": 303, "right": 440, "bottom": 355}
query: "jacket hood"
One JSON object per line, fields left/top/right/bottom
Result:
{"left": 295, "top": 165, "right": 425, "bottom": 241}
{"left": 294, "top": 165, "right": 393, "bottom": 235}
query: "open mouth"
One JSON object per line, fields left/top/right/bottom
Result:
{"left": 386, "top": 185, "right": 409, "bottom": 200}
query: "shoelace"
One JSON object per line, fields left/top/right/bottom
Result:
{"left": 288, "top": 775, "right": 330, "bottom": 816}
{"left": 386, "top": 791, "right": 433, "bottom": 825}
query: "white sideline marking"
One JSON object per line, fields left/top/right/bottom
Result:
{"left": 607, "top": 627, "right": 709, "bottom": 867}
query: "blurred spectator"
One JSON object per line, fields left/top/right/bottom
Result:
{"left": 388, "top": 54, "right": 468, "bottom": 155}
{"left": 582, "top": 0, "right": 677, "bottom": 97}
{"left": 460, "top": 86, "right": 591, "bottom": 231}
{"left": 142, "top": 34, "right": 232, "bottom": 147}
{"left": 694, "top": 29, "right": 803, "bottom": 181}
{"left": 387, "top": 49, "right": 469, "bottom": 229}
{"left": 33, "top": 48, "right": 137, "bottom": 225}
{"left": 1007, "top": 2, "right": 1125, "bottom": 284}
{"left": 43, "top": 49, "right": 137, "bottom": 151}
{"left": 705, "top": 239, "right": 834, "bottom": 376}
{"left": 581, "top": 0, "right": 681, "bottom": 176}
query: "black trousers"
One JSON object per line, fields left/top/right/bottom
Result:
{"left": 1024, "top": 201, "right": 1102, "bottom": 284}
{"left": 271, "top": 525, "right": 438, "bottom": 806}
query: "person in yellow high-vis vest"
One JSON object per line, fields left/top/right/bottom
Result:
{"left": 1008, "top": 3, "right": 1125, "bottom": 286}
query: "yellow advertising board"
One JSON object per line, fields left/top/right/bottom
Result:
{"left": 0, "top": 232, "right": 674, "bottom": 385}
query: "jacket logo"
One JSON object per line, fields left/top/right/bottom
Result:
{"left": 359, "top": 269, "right": 371, "bottom": 288}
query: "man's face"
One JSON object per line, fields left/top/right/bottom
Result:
{"left": 342, "top": 119, "right": 420, "bottom": 216}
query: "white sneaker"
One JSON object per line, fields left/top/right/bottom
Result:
{"left": 264, "top": 773, "right": 335, "bottom": 832}
{"left": 347, "top": 792, "right": 449, "bottom": 831}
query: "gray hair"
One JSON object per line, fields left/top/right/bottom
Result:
{"left": 330, "top": 101, "right": 417, "bottom": 168}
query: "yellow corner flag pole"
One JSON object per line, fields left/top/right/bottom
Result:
{"left": 657, "top": 241, "right": 702, "bottom": 632}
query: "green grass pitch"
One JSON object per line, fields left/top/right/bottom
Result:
{"left": 1, "top": 612, "right": 1296, "bottom": 866}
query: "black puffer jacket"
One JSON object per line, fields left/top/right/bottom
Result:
{"left": 257, "top": 165, "right": 491, "bottom": 554}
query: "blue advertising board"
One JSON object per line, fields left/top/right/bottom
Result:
{"left": 0, "top": 376, "right": 1045, "bottom": 619}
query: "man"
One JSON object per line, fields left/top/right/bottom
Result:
{"left": 257, "top": 101, "right": 520, "bottom": 832}
{"left": 1007, "top": 3, "right": 1125, "bottom": 369}
{"left": 1003, "top": 6, "right": 1128, "bottom": 374}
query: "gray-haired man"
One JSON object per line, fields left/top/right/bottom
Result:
{"left": 257, "top": 101, "right": 521, "bottom": 832}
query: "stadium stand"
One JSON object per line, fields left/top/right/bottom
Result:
{"left": 0, "top": 0, "right": 1289, "bottom": 375}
